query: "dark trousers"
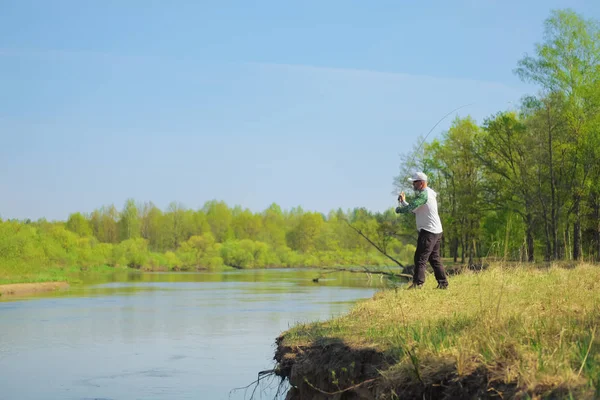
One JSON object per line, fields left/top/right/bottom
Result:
{"left": 413, "top": 230, "right": 448, "bottom": 285}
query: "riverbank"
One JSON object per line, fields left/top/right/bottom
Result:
{"left": 0, "top": 265, "right": 130, "bottom": 285}
{"left": 0, "top": 281, "right": 70, "bottom": 297}
{"left": 274, "top": 263, "right": 600, "bottom": 399}
{"left": 0, "top": 263, "right": 414, "bottom": 286}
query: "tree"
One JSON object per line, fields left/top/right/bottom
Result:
{"left": 286, "top": 212, "right": 324, "bottom": 252}
{"left": 432, "top": 117, "right": 484, "bottom": 264}
{"left": 203, "top": 200, "right": 233, "bottom": 243}
{"left": 164, "top": 201, "right": 187, "bottom": 249}
{"left": 259, "top": 203, "right": 286, "bottom": 249}
{"left": 65, "top": 212, "right": 92, "bottom": 237}
{"left": 118, "top": 199, "right": 141, "bottom": 241}
{"left": 141, "top": 202, "right": 166, "bottom": 251}
{"left": 232, "top": 207, "right": 263, "bottom": 241}
{"left": 520, "top": 93, "right": 571, "bottom": 260}
{"left": 90, "top": 205, "right": 119, "bottom": 244}
{"left": 515, "top": 9, "right": 600, "bottom": 260}
{"left": 139, "top": 201, "right": 157, "bottom": 241}
{"left": 477, "top": 112, "right": 538, "bottom": 261}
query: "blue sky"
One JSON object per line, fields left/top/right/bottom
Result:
{"left": 1, "top": 0, "right": 599, "bottom": 221}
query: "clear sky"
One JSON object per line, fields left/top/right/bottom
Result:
{"left": 1, "top": 0, "right": 599, "bottom": 221}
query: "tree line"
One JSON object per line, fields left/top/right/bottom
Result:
{"left": 0, "top": 200, "right": 416, "bottom": 272}
{"left": 396, "top": 9, "right": 600, "bottom": 264}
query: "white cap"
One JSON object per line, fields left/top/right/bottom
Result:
{"left": 408, "top": 172, "right": 428, "bottom": 182}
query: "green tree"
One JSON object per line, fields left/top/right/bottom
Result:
{"left": 432, "top": 117, "right": 484, "bottom": 263}
{"left": 118, "top": 199, "right": 141, "bottom": 241}
{"left": 220, "top": 240, "right": 254, "bottom": 268}
{"left": 287, "top": 212, "right": 324, "bottom": 252}
{"left": 161, "top": 202, "right": 186, "bottom": 249}
{"left": 203, "top": 200, "right": 233, "bottom": 243}
{"left": 259, "top": 203, "right": 286, "bottom": 248}
{"left": 520, "top": 93, "right": 571, "bottom": 260}
{"left": 515, "top": 9, "right": 600, "bottom": 260}
{"left": 90, "top": 205, "right": 119, "bottom": 244}
{"left": 232, "top": 207, "right": 263, "bottom": 241}
{"left": 141, "top": 202, "right": 166, "bottom": 251}
{"left": 65, "top": 212, "right": 92, "bottom": 237}
{"left": 477, "top": 112, "right": 538, "bottom": 261}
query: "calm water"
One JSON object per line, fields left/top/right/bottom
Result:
{"left": 0, "top": 268, "right": 389, "bottom": 400}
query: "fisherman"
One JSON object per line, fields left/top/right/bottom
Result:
{"left": 396, "top": 172, "right": 449, "bottom": 289}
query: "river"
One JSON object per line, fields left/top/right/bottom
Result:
{"left": 0, "top": 268, "right": 388, "bottom": 400}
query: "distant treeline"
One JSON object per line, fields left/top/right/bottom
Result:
{"left": 0, "top": 202, "right": 416, "bottom": 271}
{"left": 395, "top": 10, "right": 600, "bottom": 264}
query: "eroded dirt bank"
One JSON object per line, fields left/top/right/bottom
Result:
{"left": 274, "top": 335, "right": 390, "bottom": 400}
{"left": 273, "top": 334, "right": 579, "bottom": 400}
{"left": 0, "top": 282, "right": 69, "bottom": 297}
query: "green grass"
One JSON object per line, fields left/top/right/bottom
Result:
{"left": 0, "top": 264, "right": 129, "bottom": 285}
{"left": 281, "top": 263, "right": 600, "bottom": 398}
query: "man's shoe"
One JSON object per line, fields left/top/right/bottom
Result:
{"left": 436, "top": 283, "right": 448, "bottom": 290}
{"left": 407, "top": 283, "right": 423, "bottom": 290}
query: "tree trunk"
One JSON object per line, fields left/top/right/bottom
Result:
{"left": 526, "top": 213, "right": 535, "bottom": 262}
{"left": 573, "top": 195, "right": 582, "bottom": 261}
{"left": 527, "top": 230, "right": 535, "bottom": 262}
{"left": 441, "top": 233, "right": 445, "bottom": 258}
{"left": 462, "top": 238, "right": 465, "bottom": 264}
{"left": 552, "top": 208, "right": 559, "bottom": 260}
{"left": 566, "top": 227, "right": 571, "bottom": 261}
{"left": 466, "top": 233, "right": 472, "bottom": 266}
{"left": 452, "top": 237, "right": 459, "bottom": 263}
{"left": 503, "top": 214, "right": 511, "bottom": 261}
{"left": 546, "top": 101, "right": 559, "bottom": 260}
{"left": 543, "top": 222, "right": 551, "bottom": 262}
{"left": 537, "top": 125, "right": 551, "bottom": 261}
{"left": 597, "top": 216, "right": 600, "bottom": 262}
{"left": 595, "top": 193, "right": 600, "bottom": 261}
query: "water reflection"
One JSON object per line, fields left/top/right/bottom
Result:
{"left": 0, "top": 268, "right": 393, "bottom": 400}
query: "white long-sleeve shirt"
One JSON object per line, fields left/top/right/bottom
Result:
{"left": 395, "top": 187, "right": 443, "bottom": 234}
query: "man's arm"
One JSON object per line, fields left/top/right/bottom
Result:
{"left": 395, "top": 190, "right": 428, "bottom": 214}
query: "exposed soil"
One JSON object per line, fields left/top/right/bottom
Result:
{"left": 273, "top": 335, "right": 590, "bottom": 400}
{"left": 0, "top": 281, "right": 69, "bottom": 297}
{"left": 274, "top": 336, "right": 391, "bottom": 400}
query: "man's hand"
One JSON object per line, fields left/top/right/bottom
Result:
{"left": 398, "top": 192, "right": 406, "bottom": 203}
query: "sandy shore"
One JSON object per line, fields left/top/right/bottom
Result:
{"left": 0, "top": 282, "right": 70, "bottom": 297}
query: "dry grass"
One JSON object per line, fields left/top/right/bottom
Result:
{"left": 283, "top": 263, "right": 600, "bottom": 398}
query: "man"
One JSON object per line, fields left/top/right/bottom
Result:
{"left": 396, "top": 172, "right": 449, "bottom": 289}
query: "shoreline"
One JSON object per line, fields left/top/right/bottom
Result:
{"left": 271, "top": 263, "right": 600, "bottom": 399}
{"left": 0, "top": 282, "right": 70, "bottom": 297}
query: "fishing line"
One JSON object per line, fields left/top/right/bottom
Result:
{"left": 407, "top": 103, "right": 474, "bottom": 166}
{"left": 397, "top": 103, "right": 474, "bottom": 195}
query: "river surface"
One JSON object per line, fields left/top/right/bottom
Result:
{"left": 0, "top": 268, "right": 389, "bottom": 400}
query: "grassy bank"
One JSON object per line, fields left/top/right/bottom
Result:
{"left": 0, "top": 261, "right": 407, "bottom": 285}
{"left": 0, "top": 265, "right": 129, "bottom": 285}
{"left": 278, "top": 263, "right": 600, "bottom": 398}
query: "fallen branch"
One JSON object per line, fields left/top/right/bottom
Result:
{"left": 315, "top": 266, "right": 412, "bottom": 280}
